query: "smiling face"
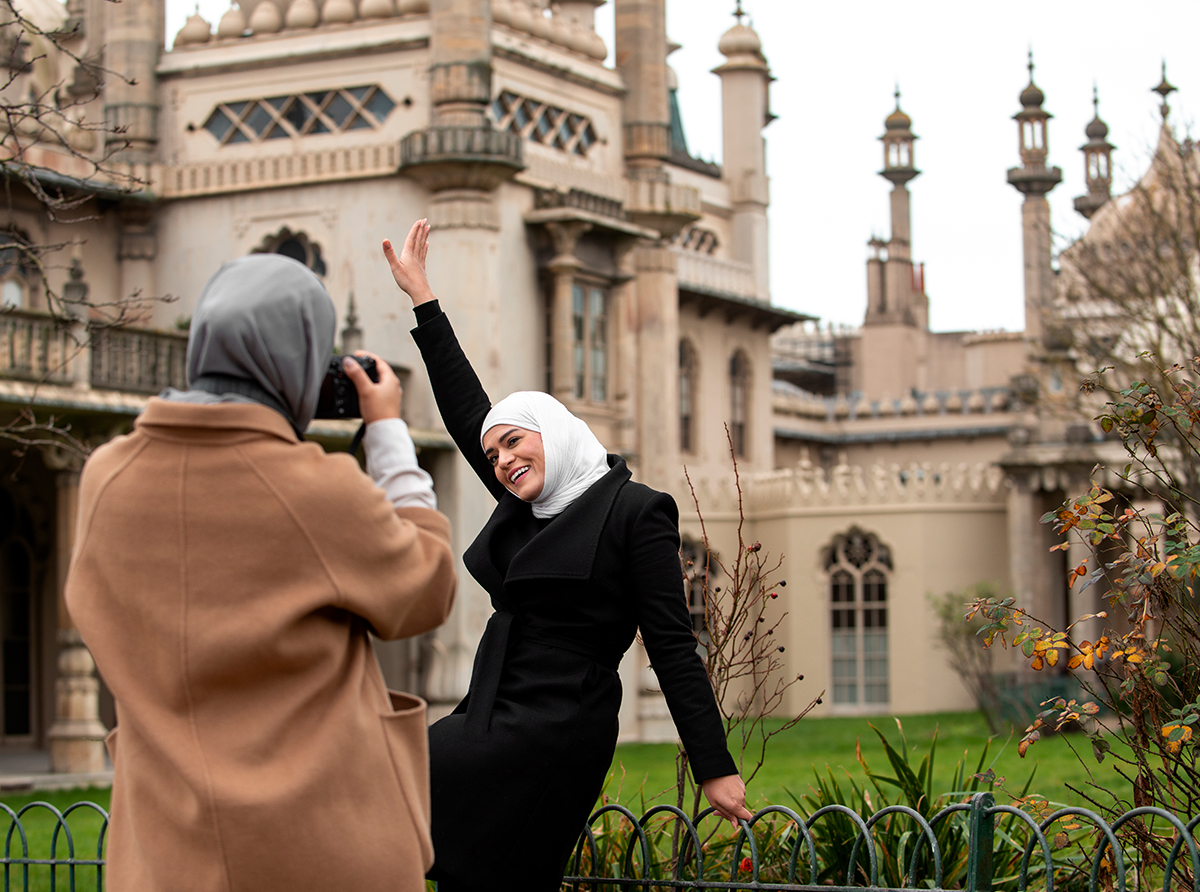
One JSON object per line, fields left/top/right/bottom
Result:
{"left": 482, "top": 425, "right": 546, "bottom": 501}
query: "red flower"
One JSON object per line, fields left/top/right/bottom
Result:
{"left": 739, "top": 857, "right": 753, "bottom": 873}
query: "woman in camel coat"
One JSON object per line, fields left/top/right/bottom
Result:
{"left": 65, "top": 254, "right": 457, "bottom": 892}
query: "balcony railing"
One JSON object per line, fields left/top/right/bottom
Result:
{"left": 0, "top": 309, "right": 77, "bottom": 385}
{"left": 0, "top": 310, "right": 188, "bottom": 395}
{"left": 89, "top": 325, "right": 187, "bottom": 394}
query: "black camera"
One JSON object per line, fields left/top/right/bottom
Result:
{"left": 315, "top": 355, "right": 379, "bottom": 419}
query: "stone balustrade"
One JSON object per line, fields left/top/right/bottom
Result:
{"left": 172, "top": 0, "right": 607, "bottom": 62}
{"left": 684, "top": 459, "right": 1007, "bottom": 513}
{"left": 773, "top": 384, "right": 1012, "bottom": 421}
{"left": 0, "top": 310, "right": 78, "bottom": 386}
{"left": 674, "top": 248, "right": 757, "bottom": 300}
{"left": 0, "top": 310, "right": 188, "bottom": 394}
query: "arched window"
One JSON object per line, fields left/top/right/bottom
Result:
{"left": 0, "top": 232, "right": 33, "bottom": 310}
{"left": 679, "top": 339, "right": 697, "bottom": 454}
{"left": 252, "top": 227, "right": 327, "bottom": 277}
{"left": 729, "top": 350, "right": 750, "bottom": 458}
{"left": 823, "top": 527, "right": 891, "bottom": 708}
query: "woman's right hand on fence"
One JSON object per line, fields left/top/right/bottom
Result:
{"left": 702, "top": 774, "right": 753, "bottom": 829}
{"left": 383, "top": 219, "right": 435, "bottom": 306}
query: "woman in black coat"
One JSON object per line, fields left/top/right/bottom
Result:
{"left": 383, "top": 221, "right": 750, "bottom": 892}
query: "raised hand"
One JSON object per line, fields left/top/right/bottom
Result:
{"left": 382, "top": 219, "right": 435, "bottom": 306}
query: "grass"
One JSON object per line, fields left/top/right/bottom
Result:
{"left": 0, "top": 710, "right": 1143, "bottom": 891}
{"left": 0, "top": 788, "right": 109, "bottom": 892}
{"left": 604, "top": 710, "right": 1137, "bottom": 816}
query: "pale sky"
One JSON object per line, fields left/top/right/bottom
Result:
{"left": 165, "top": 0, "right": 1200, "bottom": 333}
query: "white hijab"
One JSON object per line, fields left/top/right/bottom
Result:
{"left": 481, "top": 392, "right": 610, "bottom": 519}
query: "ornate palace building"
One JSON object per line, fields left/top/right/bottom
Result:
{"left": 0, "top": 0, "right": 1173, "bottom": 774}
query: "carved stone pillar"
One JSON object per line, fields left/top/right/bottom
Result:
{"left": 545, "top": 221, "right": 591, "bottom": 402}
{"left": 41, "top": 449, "right": 108, "bottom": 774}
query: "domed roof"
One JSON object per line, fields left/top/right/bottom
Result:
{"left": 1020, "top": 80, "right": 1045, "bottom": 109}
{"left": 718, "top": 22, "right": 761, "bottom": 58}
{"left": 1085, "top": 114, "right": 1108, "bottom": 140}
{"left": 886, "top": 106, "right": 911, "bottom": 131}
{"left": 885, "top": 88, "right": 911, "bottom": 131}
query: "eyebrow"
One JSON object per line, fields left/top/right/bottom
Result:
{"left": 484, "top": 427, "right": 521, "bottom": 456}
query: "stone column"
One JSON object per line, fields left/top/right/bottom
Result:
{"left": 633, "top": 243, "right": 678, "bottom": 491}
{"left": 545, "top": 221, "right": 591, "bottom": 402}
{"left": 715, "top": 20, "right": 772, "bottom": 300}
{"left": 400, "top": 0, "right": 524, "bottom": 720}
{"left": 614, "top": 0, "right": 669, "bottom": 180}
{"left": 1020, "top": 195, "right": 1054, "bottom": 350}
{"left": 103, "top": 0, "right": 161, "bottom": 162}
{"left": 41, "top": 449, "right": 108, "bottom": 774}
{"left": 118, "top": 204, "right": 156, "bottom": 307}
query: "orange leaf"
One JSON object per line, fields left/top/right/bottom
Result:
{"left": 1068, "top": 654, "right": 1084, "bottom": 669}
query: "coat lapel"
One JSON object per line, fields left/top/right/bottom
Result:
{"left": 505, "top": 456, "right": 630, "bottom": 584}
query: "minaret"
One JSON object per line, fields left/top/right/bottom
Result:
{"left": 1006, "top": 52, "right": 1062, "bottom": 351}
{"left": 715, "top": 1, "right": 772, "bottom": 300}
{"left": 1153, "top": 61, "right": 1177, "bottom": 122}
{"left": 865, "top": 90, "right": 921, "bottom": 327}
{"left": 1074, "top": 87, "right": 1114, "bottom": 220}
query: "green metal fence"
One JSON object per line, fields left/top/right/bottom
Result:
{"left": 1, "top": 793, "right": 1197, "bottom": 891}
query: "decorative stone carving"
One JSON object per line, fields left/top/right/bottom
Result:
{"left": 529, "top": 4, "right": 551, "bottom": 39}
{"left": 46, "top": 632, "right": 108, "bottom": 775}
{"left": 248, "top": 0, "right": 283, "bottom": 33}
{"left": 321, "top": 0, "right": 356, "bottom": 24}
{"left": 216, "top": 4, "right": 247, "bottom": 38}
{"left": 396, "top": 0, "right": 428, "bottom": 12}
{"left": 399, "top": 126, "right": 524, "bottom": 192}
{"left": 284, "top": 0, "right": 319, "bottom": 27}
{"left": 508, "top": 0, "right": 534, "bottom": 32}
{"left": 359, "top": 0, "right": 394, "bottom": 20}
{"left": 173, "top": 11, "right": 212, "bottom": 46}
{"left": 491, "top": 0, "right": 513, "bottom": 26}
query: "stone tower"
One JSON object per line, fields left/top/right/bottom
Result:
{"left": 859, "top": 90, "right": 928, "bottom": 397}
{"left": 715, "top": 2, "right": 772, "bottom": 301}
{"left": 1073, "top": 87, "right": 1114, "bottom": 220}
{"left": 1006, "top": 53, "right": 1062, "bottom": 352}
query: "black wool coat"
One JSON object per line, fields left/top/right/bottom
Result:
{"left": 411, "top": 304, "right": 736, "bottom": 892}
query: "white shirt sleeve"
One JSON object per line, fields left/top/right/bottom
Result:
{"left": 362, "top": 418, "right": 437, "bottom": 510}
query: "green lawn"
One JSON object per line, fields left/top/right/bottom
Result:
{"left": 604, "top": 710, "right": 1137, "bottom": 816}
{"left": 0, "top": 789, "right": 109, "bottom": 892}
{"left": 0, "top": 710, "right": 1142, "bottom": 891}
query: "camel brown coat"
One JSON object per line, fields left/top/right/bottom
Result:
{"left": 65, "top": 399, "right": 457, "bottom": 892}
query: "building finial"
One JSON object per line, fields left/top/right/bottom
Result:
{"left": 1027, "top": 47, "right": 1034, "bottom": 81}
{"left": 1093, "top": 82, "right": 1099, "bottom": 115}
{"left": 733, "top": 0, "right": 745, "bottom": 24}
{"left": 894, "top": 84, "right": 901, "bottom": 107}
{"left": 1153, "top": 59, "right": 1177, "bottom": 121}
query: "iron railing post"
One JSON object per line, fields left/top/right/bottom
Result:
{"left": 965, "top": 792, "right": 995, "bottom": 892}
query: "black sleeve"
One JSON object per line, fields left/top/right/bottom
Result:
{"left": 410, "top": 306, "right": 507, "bottom": 501}
{"left": 628, "top": 490, "right": 738, "bottom": 783}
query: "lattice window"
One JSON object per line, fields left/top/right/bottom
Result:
{"left": 203, "top": 85, "right": 397, "bottom": 146}
{"left": 824, "top": 528, "right": 892, "bottom": 708}
{"left": 729, "top": 350, "right": 750, "bottom": 458}
{"left": 491, "top": 89, "right": 597, "bottom": 156}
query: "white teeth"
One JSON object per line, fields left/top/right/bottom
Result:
{"left": 509, "top": 466, "right": 529, "bottom": 484}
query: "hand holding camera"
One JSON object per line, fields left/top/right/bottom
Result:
{"left": 328, "top": 351, "right": 402, "bottom": 424}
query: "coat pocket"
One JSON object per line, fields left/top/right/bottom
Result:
{"left": 104, "top": 726, "right": 118, "bottom": 767}
{"left": 380, "top": 691, "right": 433, "bottom": 871}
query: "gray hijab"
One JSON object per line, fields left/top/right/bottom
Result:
{"left": 163, "top": 254, "right": 336, "bottom": 434}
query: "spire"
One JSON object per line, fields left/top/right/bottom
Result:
{"left": 1008, "top": 50, "right": 1061, "bottom": 193}
{"left": 733, "top": 0, "right": 745, "bottom": 24}
{"left": 1074, "top": 84, "right": 1114, "bottom": 219}
{"left": 1153, "top": 60, "right": 1177, "bottom": 121}
{"left": 880, "top": 86, "right": 917, "bottom": 191}
{"left": 341, "top": 292, "right": 363, "bottom": 355}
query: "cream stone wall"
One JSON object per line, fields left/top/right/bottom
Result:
{"left": 680, "top": 461, "right": 1010, "bottom": 719}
